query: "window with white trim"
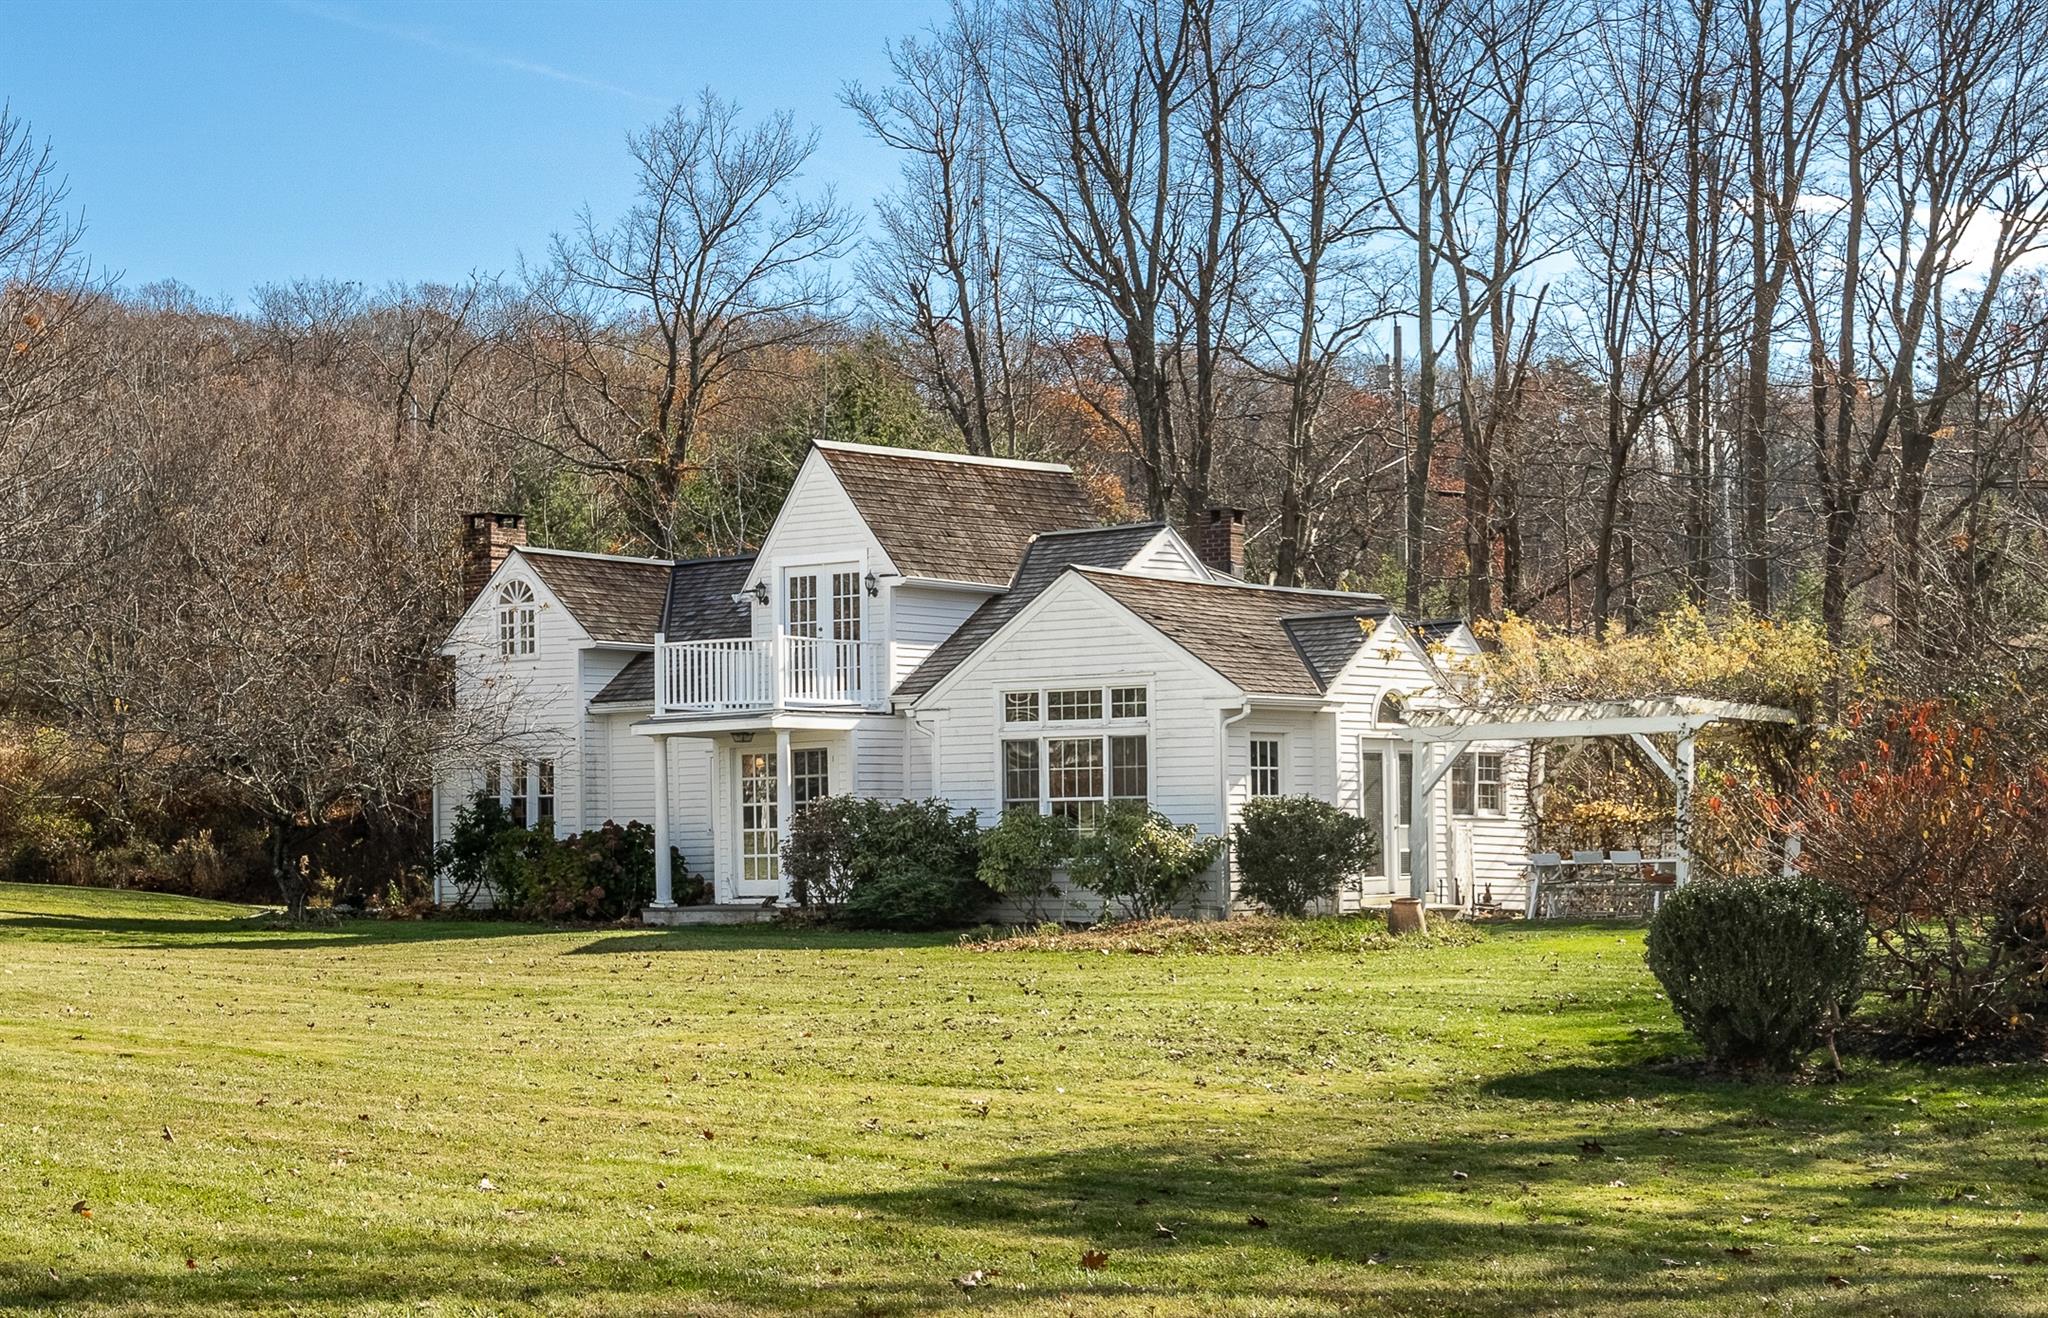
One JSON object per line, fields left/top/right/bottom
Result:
{"left": 1474, "top": 751, "right": 1505, "bottom": 814}
{"left": 535, "top": 758, "right": 555, "bottom": 824}
{"left": 1047, "top": 688, "right": 1103, "bottom": 721}
{"left": 1002, "top": 739, "right": 1041, "bottom": 813}
{"left": 1249, "top": 736, "right": 1283, "bottom": 797}
{"left": 791, "top": 747, "right": 830, "bottom": 813}
{"left": 1450, "top": 752, "right": 1504, "bottom": 817}
{"left": 996, "top": 685, "right": 1150, "bottom": 824}
{"left": 496, "top": 581, "right": 537, "bottom": 658}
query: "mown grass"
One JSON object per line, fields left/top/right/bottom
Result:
{"left": 0, "top": 881, "right": 2044, "bottom": 1316}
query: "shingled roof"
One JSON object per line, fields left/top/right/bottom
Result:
{"left": 521, "top": 550, "right": 672, "bottom": 646}
{"left": 815, "top": 442, "right": 1099, "bottom": 586}
{"left": 590, "top": 554, "right": 757, "bottom": 708}
{"left": 1076, "top": 570, "right": 1390, "bottom": 697}
{"left": 894, "top": 523, "right": 1170, "bottom": 702}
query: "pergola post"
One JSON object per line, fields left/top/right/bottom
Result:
{"left": 1673, "top": 727, "right": 1697, "bottom": 885}
{"left": 1408, "top": 737, "right": 1430, "bottom": 901}
{"left": 650, "top": 735, "right": 675, "bottom": 909}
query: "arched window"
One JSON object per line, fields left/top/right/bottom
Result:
{"left": 496, "top": 581, "right": 537, "bottom": 658}
{"left": 1376, "top": 690, "right": 1407, "bottom": 726}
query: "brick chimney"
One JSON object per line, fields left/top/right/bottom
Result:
{"left": 1194, "top": 507, "right": 1245, "bottom": 578}
{"left": 462, "top": 512, "right": 527, "bottom": 599}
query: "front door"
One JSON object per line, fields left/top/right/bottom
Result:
{"left": 784, "top": 567, "right": 863, "bottom": 702}
{"left": 737, "top": 750, "right": 780, "bottom": 897}
{"left": 734, "top": 746, "right": 832, "bottom": 899}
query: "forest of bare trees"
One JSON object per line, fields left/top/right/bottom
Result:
{"left": 5, "top": 0, "right": 2048, "bottom": 900}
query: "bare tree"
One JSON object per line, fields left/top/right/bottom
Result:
{"left": 519, "top": 90, "right": 855, "bottom": 554}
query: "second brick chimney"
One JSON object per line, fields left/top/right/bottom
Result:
{"left": 1195, "top": 507, "right": 1245, "bottom": 579}
{"left": 462, "top": 512, "right": 528, "bottom": 600}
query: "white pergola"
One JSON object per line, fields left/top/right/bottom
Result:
{"left": 1401, "top": 696, "right": 1796, "bottom": 896}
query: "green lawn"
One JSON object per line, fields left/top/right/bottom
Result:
{"left": 1, "top": 884, "right": 2044, "bottom": 1316}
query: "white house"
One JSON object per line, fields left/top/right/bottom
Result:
{"left": 434, "top": 441, "right": 1535, "bottom": 920}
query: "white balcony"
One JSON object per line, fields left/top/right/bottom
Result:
{"left": 656, "top": 632, "right": 886, "bottom": 716}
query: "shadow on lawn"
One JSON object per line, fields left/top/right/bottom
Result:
{"left": 0, "top": 907, "right": 545, "bottom": 950}
{"left": 811, "top": 1121, "right": 2043, "bottom": 1313}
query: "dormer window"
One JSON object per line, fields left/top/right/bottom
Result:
{"left": 497, "top": 581, "right": 537, "bottom": 658}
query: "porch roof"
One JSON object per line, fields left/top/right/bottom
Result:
{"left": 1402, "top": 695, "right": 1795, "bottom": 743}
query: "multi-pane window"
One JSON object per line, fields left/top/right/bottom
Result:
{"left": 739, "top": 751, "right": 779, "bottom": 886}
{"left": 1047, "top": 688, "right": 1103, "bottom": 721}
{"left": 1004, "top": 692, "right": 1040, "bottom": 723}
{"left": 1110, "top": 735, "right": 1148, "bottom": 800}
{"left": 1451, "top": 755, "right": 1474, "bottom": 816}
{"left": 791, "top": 748, "right": 830, "bottom": 812}
{"left": 785, "top": 574, "right": 818, "bottom": 638}
{"left": 508, "top": 761, "right": 529, "bottom": 827}
{"left": 1474, "top": 752, "right": 1505, "bottom": 814}
{"left": 496, "top": 581, "right": 536, "bottom": 658}
{"left": 535, "top": 759, "right": 555, "bottom": 824}
{"left": 1249, "top": 737, "right": 1283, "bottom": 797}
{"left": 1047, "top": 737, "right": 1106, "bottom": 825}
{"left": 1111, "top": 686, "right": 1147, "bottom": 719}
{"left": 1002, "top": 739, "right": 1041, "bottom": 813}
{"left": 484, "top": 762, "right": 502, "bottom": 806}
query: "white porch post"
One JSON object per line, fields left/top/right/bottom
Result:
{"left": 650, "top": 735, "right": 675, "bottom": 909}
{"left": 1673, "top": 727, "right": 1697, "bottom": 886}
{"left": 775, "top": 727, "right": 795, "bottom": 905}
{"left": 1408, "top": 737, "right": 1430, "bottom": 901}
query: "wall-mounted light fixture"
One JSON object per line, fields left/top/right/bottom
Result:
{"left": 864, "top": 570, "right": 880, "bottom": 597}
{"left": 750, "top": 581, "right": 770, "bottom": 605}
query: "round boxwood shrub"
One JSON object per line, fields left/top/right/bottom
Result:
{"left": 1644, "top": 873, "right": 1867, "bottom": 1072}
{"left": 1232, "top": 795, "right": 1377, "bottom": 917}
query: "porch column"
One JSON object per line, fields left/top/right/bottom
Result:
{"left": 650, "top": 735, "right": 675, "bottom": 909}
{"left": 775, "top": 727, "right": 794, "bottom": 905}
{"left": 1408, "top": 737, "right": 1430, "bottom": 902}
{"left": 1672, "top": 727, "right": 1697, "bottom": 886}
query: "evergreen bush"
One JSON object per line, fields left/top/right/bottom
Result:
{"left": 1232, "top": 795, "right": 1377, "bottom": 917}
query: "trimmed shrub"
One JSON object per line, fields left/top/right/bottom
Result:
{"left": 1232, "top": 795, "right": 1377, "bottom": 917}
{"left": 1068, "top": 803, "right": 1224, "bottom": 921}
{"left": 977, "top": 810, "right": 1076, "bottom": 922}
{"left": 433, "top": 795, "right": 683, "bottom": 922}
{"left": 783, "top": 795, "right": 986, "bottom": 930}
{"left": 843, "top": 858, "right": 990, "bottom": 931}
{"left": 1645, "top": 873, "right": 1867, "bottom": 1072}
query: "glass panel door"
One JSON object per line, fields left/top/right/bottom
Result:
{"left": 738, "top": 751, "right": 780, "bottom": 894}
{"left": 1358, "top": 750, "right": 1387, "bottom": 880}
{"left": 829, "top": 571, "right": 863, "bottom": 700}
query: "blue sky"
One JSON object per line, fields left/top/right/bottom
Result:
{"left": 1, "top": 0, "right": 951, "bottom": 300}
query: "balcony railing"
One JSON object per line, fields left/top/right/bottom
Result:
{"left": 656, "top": 633, "right": 886, "bottom": 715}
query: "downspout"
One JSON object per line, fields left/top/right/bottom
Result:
{"left": 1216, "top": 699, "right": 1254, "bottom": 918}
{"left": 906, "top": 706, "right": 939, "bottom": 798}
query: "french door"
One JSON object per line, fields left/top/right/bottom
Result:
{"left": 1359, "top": 743, "right": 1414, "bottom": 894}
{"left": 737, "top": 751, "right": 781, "bottom": 896}
{"left": 734, "top": 747, "right": 832, "bottom": 899}
{"left": 784, "top": 566, "right": 863, "bottom": 702}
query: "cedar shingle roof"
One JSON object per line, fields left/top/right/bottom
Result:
{"left": 893, "top": 524, "right": 1169, "bottom": 701}
{"left": 1078, "top": 570, "right": 1389, "bottom": 697}
{"left": 815, "top": 442, "right": 1098, "bottom": 586}
{"left": 590, "top": 555, "right": 757, "bottom": 707}
{"left": 521, "top": 550, "right": 672, "bottom": 646}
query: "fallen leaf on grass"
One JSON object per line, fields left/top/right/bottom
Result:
{"left": 162, "top": 1126, "right": 174, "bottom": 1143}
{"left": 1725, "top": 1246, "right": 1755, "bottom": 1258}
{"left": 476, "top": 1177, "right": 497, "bottom": 1192}
{"left": 185, "top": 1258, "right": 197, "bottom": 1270}
{"left": 1079, "top": 1249, "right": 1109, "bottom": 1270}
{"left": 1154, "top": 1223, "right": 1177, "bottom": 1241}
{"left": 70, "top": 1201, "right": 90, "bottom": 1219}
{"left": 1246, "top": 1214, "right": 1269, "bottom": 1229}
{"left": 953, "top": 1270, "right": 988, "bottom": 1290}
{"left": 1825, "top": 1275, "right": 1851, "bottom": 1289}
{"left": 1578, "top": 1141, "right": 1606, "bottom": 1157}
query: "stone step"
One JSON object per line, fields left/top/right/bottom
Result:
{"left": 641, "top": 903, "right": 782, "bottom": 927}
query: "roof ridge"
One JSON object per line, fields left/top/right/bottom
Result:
{"left": 1073, "top": 564, "right": 1387, "bottom": 605}
{"left": 671, "top": 551, "right": 759, "bottom": 567}
{"left": 1027, "top": 520, "right": 1165, "bottom": 541}
{"left": 814, "top": 439, "right": 1074, "bottom": 474}
{"left": 516, "top": 546, "right": 672, "bottom": 568}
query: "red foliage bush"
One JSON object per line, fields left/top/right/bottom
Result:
{"left": 1795, "top": 701, "right": 2048, "bottom": 1045}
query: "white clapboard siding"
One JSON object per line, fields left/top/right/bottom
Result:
{"left": 889, "top": 583, "right": 995, "bottom": 684}
{"left": 917, "top": 575, "right": 1240, "bottom": 917}
{"left": 852, "top": 715, "right": 905, "bottom": 799}
{"left": 742, "top": 450, "right": 895, "bottom": 644}
{"left": 1123, "top": 530, "right": 1210, "bottom": 580}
